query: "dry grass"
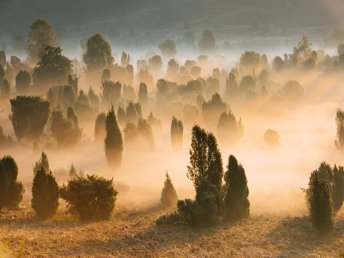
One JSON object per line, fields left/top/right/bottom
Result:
{"left": 1, "top": 205, "right": 344, "bottom": 258}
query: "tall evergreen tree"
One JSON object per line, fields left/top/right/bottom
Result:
{"left": 33, "top": 152, "right": 50, "bottom": 176}
{"left": 0, "top": 156, "right": 24, "bottom": 211}
{"left": 161, "top": 172, "right": 178, "bottom": 208}
{"left": 223, "top": 155, "right": 250, "bottom": 221}
{"left": 307, "top": 166, "right": 334, "bottom": 233}
{"left": 31, "top": 167, "right": 59, "bottom": 219}
{"left": 104, "top": 106, "right": 123, "bottom": 170}
{"left": 95, "top": 112, "right": 106, "bottom": 143}
{"left": 171, "top": 117, "right": 183, "bottom": 151}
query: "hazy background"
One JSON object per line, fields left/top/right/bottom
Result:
{"left": 1, "top": 0, "right": 344, "bottom": 59}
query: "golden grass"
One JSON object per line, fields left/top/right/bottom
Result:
{"left": 1, "top": 206, "right": 344, "bottom": 257}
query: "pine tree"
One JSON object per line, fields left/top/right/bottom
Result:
{"left": 104, "top": 106, "right": 123, "bottom": 170}
{"left": 161, "top": 172, "right": 178, "bottom": 208}
{"left": 307, "top": 168, "right": 333, "bottom": 233}
{"left": 223, "top": 155, "right": 250, "bottom": 221}
{"left": 31, "top": 167, "right": 59, "bottom": 219}
{"left": 33, "top": 152, "right": 50, "bottom": 176}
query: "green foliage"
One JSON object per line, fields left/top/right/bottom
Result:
{"left": 104, "top": 106, "right": 123, "bottom": 170}
{"left": 83, "top": 33, "right": 114, "bottom": 71}
{"left": 33, "top": 152, "right": 50, "bottom": 176}
{"left": 171, "top": 117, "right": 183, "bottom": 151}
{"left": 0, "top": 156, "right": 24, "bottom": 211}
{"left": 306, "top": 163, "right": 334, "bottom": 233}
{"left": 26, "top": 19, "right": 58, "bottom": 64}
{"left": 9, "top": 96, "right": 50, "bottom": 141}
{"left": 60, "top": 175, "right": 118, "bottom": 221}
{"left": 32, "top": 45, "right": 72, "bottom": 90}
{"left": 15, "top": 70, "right": 31, "bottom": 93}
{"left": 223, "top": 155, "right": 250, "bottom": 221}
{"left": 50, "top": 106, "right": 82, "bottom": 147}
{"left": 161, "top": 173, "right": 178, "bottom": 208}
{"left": 31, "top": 167, "right": 59, "bottom": 219}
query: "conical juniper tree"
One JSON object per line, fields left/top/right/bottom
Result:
{"left": 0, "top": 156, "right": 24, "bottom": 211}
{"left": 95, "top": 112, "right": 106, "bottom": 143}
{"left": 171, "top": 117, "right": 183, "bottom": 151}
{"left": 335, "top": 108, "right": 344, "bottom": 150}
{"left": 9, "top": 96, "right": 50, "bottom": 142}
{"left": 33, "top": 152, "right": 50, "bottom": 176}
{"left": 223, "top": 155, "right": 250, "bottom": 221}
{"left": 333, "top": 165, "right": 344, "bottom": 212}
{"left": 161, "top": 172, "right": 178, "bottom": 208}
{"left": 306, "top": 164, "right": 334, "bottom": 233}
{"left": 31, "top": 167, "right": 59, "bottom": 219}
{"left": 104, "top": 106, "right": 123, "bottom": 170}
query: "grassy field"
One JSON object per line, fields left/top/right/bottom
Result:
{"left": 1, "top": 204, "right": 344, "bottom": 258}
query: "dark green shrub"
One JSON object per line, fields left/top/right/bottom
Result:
{"left": 0, "top": 156, "right": 24, "bottom": 211}
{"left": 104, "top": 106, "right": 123, "bottom": 170}
{"left": 223, "top": 155, "right": 250, "bottom": 221}
{"left": 307, "top": 165, "right": 334, "bottom": 233}
{"left": 161, "top": 173, "right": 178, "bottom": 208}
{"left": 171, "top": 117, "right": 183, "bottom": 151}
{"left": 33, "top": 152, "right": 50, "bottom": 176}
{"left": 60, "top": 175, "right": 118, "bottom": 221}
{"left": 31, "top": 168, "right": 59, "bottom": 219}
{"left": 9, "top": 96, "right": 50, "bottom": 141}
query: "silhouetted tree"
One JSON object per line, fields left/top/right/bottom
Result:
{"left": 69, "top": 164, "right": 77, "bottom": 179}
{"left": 199, "top": 30, "right": 216, "bottom": 54}
{"left": 50, "top": 106, "right": 82, "bottom": 147}
{"left": 293, "top": 35, "right": 312, "bottom": 62}
{"left": 95, "top": 112, "right": 106, "bottom": 143}
{"left": 26, "top": 19, "right": 58, "bottom": 64}
{"left": 33, "top": 152, "right": 50, "bottom": 176}
{"left": 159, "top": 39, "right": 177, "bottom": 58}
{"left": 217, "top": 111, "right": 243, "bottom": 145}
{"left": 332, "top": 165, "right": 344, "bottom": 212}
{"left": 83, "top": 33, "right": 114, "bottom": 71}
{"left": 121, "top": 52, "right": 130, "bottom": 67}
{"left": 31, "top": 167, "right": 59, "bottom": 219}
{"left": 161, "top": 172, "right": 178, "bottom": 208}
{"left": 104, "top": 106, "right": 123, "bottom": 170}
{"left": 306, "top": 163, "right": 333, "bottom": 233}
{"left": 202, "top": 93, "right": 227, "bottom": 130}
{"left": 223, "top": 155, "right": 250, "bottom": 221}
{"left": 224, "top": 73, "right": 237, "bottom": 100}
{"left": 171, "top": 117, "right": 183, "bottom": 151}
{"left": 240, "top": 51, "right": 261, "bottom": 72}
{"left": 264, "top": 129, "right": 280, "bottom": 148}
{"left": 149, "top": 55, "right": 163, "bottom": 73}
{"left": 281, "top": 80, "right": 304, "bottom": 102}
{"left": 273, "top": 56, "right": 284, "bottom": 71}
{"left": 60, "top": 174, "right": 118, "bottom": 221}
{"left": 0, "top": 156, "right": 24, "bottom": 211}
{"left": 335, "top": 108, "right": 344, "bottom": 150}
{"left": 32, "top": 45, "right": 72, "bottom": 91}
{"left": 15, "top": 70, "right": 31, "bottom": 94}
{"left": 101, "top": 81, "right": 121, "bottom": 108}
{"left": 10, "top": 96, "right": 50, "bottom": 141}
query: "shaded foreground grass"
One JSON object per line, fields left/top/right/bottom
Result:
{"left": 1, "top": 206, "right": 344, "bottom": 257}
